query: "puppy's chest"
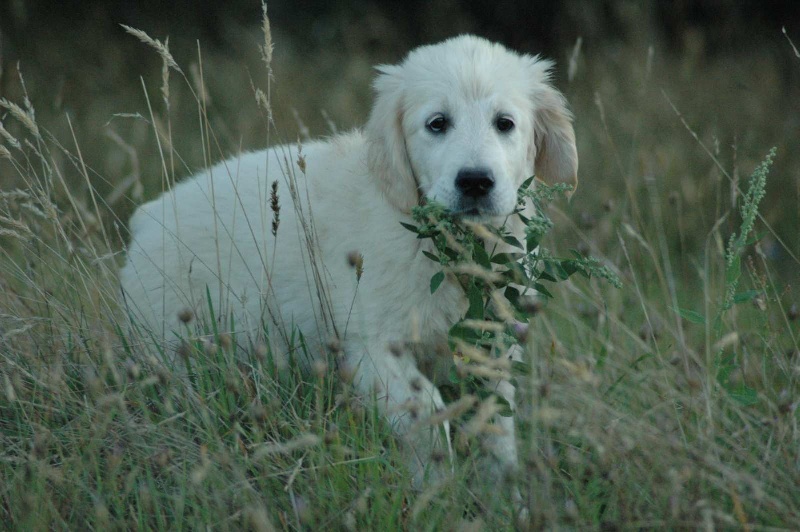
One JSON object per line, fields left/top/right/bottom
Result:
{"left": 410, "top": 274, "right": 467, "bottom": 354}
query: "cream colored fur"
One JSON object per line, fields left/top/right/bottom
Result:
{"left": 120, "top": 35, "right": 577, "bottom": 490}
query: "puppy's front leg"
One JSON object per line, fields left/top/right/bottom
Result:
{"left": 481, "top": 344, "right": 526, "bottom": 515}
{"left": 345, "top": 343, "right": 452, "bottom": 487}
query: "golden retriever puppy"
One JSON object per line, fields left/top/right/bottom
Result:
{"left": 120, "top": 35, "right": 577, "bottom": 492}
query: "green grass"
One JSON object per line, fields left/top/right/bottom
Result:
{"left": 1, "top": 12, "right": 799, "bottom": 530}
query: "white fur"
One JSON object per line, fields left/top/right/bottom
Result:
{"left": 120, "top": 35, "right": 577, "bottom": 489}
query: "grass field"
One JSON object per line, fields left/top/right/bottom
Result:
{"left": 1, "top": 7, "right": 799, "bottom": 530}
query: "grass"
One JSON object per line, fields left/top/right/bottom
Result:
{"left": 1, "top": 9, "right": 799, "bottom": 530}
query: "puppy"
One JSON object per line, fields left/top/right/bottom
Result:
{"left": 120, "top": 34, "right": 577, "bottom": 490}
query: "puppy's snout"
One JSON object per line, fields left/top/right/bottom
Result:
{"left": 455, "top": 168, "right": 495, "bottom": 198}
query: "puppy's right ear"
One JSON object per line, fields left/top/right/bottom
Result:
{"left": 365, "top": 65, "right": 420, "bottom": 213}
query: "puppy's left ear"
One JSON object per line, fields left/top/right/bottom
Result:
{"left": 365, "top": 65, "right": 420, "bottom": 213}
{"left": 529, "top": 63, "right": 578, "bottom": 194}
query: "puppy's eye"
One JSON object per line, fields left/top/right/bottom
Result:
{"left": 495, "top": 116, "right": 515, "bottom": 133}
{"left": 426, "top": 114, "right": 448, "bottom": 134}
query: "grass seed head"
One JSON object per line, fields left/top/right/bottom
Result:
{"left": 324, "top": 424, "right": 339, "bottom": 444}
{"left": 254, "top": 343, "right": 269, "bottom": 361}
{"left": 177, "top": 307, "right": 194, "bottom": 324}
{"left": 388, "top": 341, "right": 405, "bottom": 357}
{"left": 176, "top": 340, "right": 192, "bottom": 361}
{"left": 270, "top": 180, "right": 280, "bottom": 236}
{"left": 124, "top": 359, "right": 141, "bottom": 381}
{"left": 202, "top": 337, "right": 218, "bottom": 357}
{"left": 246, "top": 505, "right": 277, "bottom": 532}
{"left": 519, "top": 296, "right": 542, "bottom": 316}
{"left": 249, "top": 402, "right": 268, "bottom": 424}
{"left": 512, "top": 321, "right": 529, "bottom": 342}
{"left": 260, "top": 1, "right": 273, "bottom": 71}
{"left": 347, "top": 250, "right": 364, "bottom": 280}
{"left": 326, "top": 336, "right": 342, "bottom": 353}
{"left": 218, "top": 332, "right": 233, "bottom": 351}
{"left": 121, "top": 25, "right": 180, "bottom": 72}
{"left": 312, "top": 360, "right": 328, "bottom": 379}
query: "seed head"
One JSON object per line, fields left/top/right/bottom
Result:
{"left": 218, "top": 332, "right": 233, "bottom": 351}
{"left": 249, "top": 403, "right": 268, "bottom": 424}
{"left": 124, "top": 359, "right": 141, "bottom": 381}
{"left": 519, "top": 296, "right": 542, "bottom": 316}
{"left": 347, "top": 250, "right": 364, "bottom": 280}
{"left": 388, "top": 341, "right": 405, "bottom": 357}
{"left": 312, "top": 360, "right": 328, "bottom": 379}
{"left": 260, "top": 1, "right": 273, "bottom": 71}
{"left": 512, "top": 321, "right": 529, "bottom": 342}
{"left": 255, "top": 343, "right": 269, "bottom": 361}
{"left": 269, "top": 180, "right": 280, "bottom": 236}
{"left": 178, "top": 307, "right": 194, "bottom": 324}
{"left": 324, "top": 424, "right": 339, "bottom": 444}
{"left": 326, "top": 336, "right": 342, "bottom": 354}
{"left": 203, "top": 338, "right": 218, "bottom": 357}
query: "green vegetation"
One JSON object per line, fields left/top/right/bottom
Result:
{"left": 1, "top": 9, "right": 798, "bottom": 530}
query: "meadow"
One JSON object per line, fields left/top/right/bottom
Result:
{"left": 1, "top": 6, "right": 799, "bottom": 530}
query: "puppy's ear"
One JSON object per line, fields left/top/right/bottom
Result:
{"left": 365, "top": 65, "right": 419, "bottom": 213}
{"left": 529, "top": 62, "right": 578, "bottom": 194}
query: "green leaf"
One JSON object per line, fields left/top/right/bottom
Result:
{"left": 399, "top": 222, "right": 419, "bottom": 233}
{"left": 525, "top": 233, "right": 540, "bottom": 253}
{"left": 466, "top": 282, "right": 484, "bottom": 319}
{"left": 552, "top": 260, "right": 580, "bottom": 280}
{"left": 538, "top": 270, "right": 558, "bottom": 283}
{"left": 733, "top": 290, "right": 762, "bottom": 304}
{"left": 430, "top": 271, "right": 445, "bottom": 294}
{"left": 494, "top": 394, "right": 514, "bottom": 417}
{"left": 473, "top": 243, "right": 491, "bottom": 269}
{"left": 500, "top": 263, "right": 526, "bottom": 285}
{"left": 727, "top": 385, "right": 759, "bottom": 406}
{"left": 490, "top": 252, "right": 525, "bottom": 265}
{"left": 532, "top": 283, "right": 554, "bottom": 299}
{"left": 715, "top": 352, "right": 736, "bottom": 383}
{"left": 511, "top": 361, "right": 531, "bottom": 376}
{"left": 561, "top": 260, "right": 581, "bottom": 277}
{"left": 520, "top": 175, "right": 536, "bottom": 191}
{"left": 501, "top": 235, "right": 522, "bottom": 248}
{"left": 448, "top": 321, "right": 482, "bottom": 347}
{"left": 674, "top": 306, "right": 706, "bottom": 325}
{"left": 448, "top": 365, "right": 461, "bottom": 384}
{"left": 744, "top": 231, "right": 767, "bottom": 247}
{"left": 422, "top": 250, "right": 440, "bottom": 263}
{"left": 504, "top": 286, "right": 521, "bottom": 307}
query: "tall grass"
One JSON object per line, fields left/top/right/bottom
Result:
{"left": 1, "top": 13, "right": 799, "bottom": 531}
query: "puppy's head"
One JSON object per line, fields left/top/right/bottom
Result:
{"left": 365, "top": 35, "right": 578, "bottom": 219}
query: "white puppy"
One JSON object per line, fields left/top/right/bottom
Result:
{"left": 120, "top": 35, "right": 577, "bottom": 488}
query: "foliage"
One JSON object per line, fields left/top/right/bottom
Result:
{"left": 402, "top": 179, "right": 620, "bottom": 408}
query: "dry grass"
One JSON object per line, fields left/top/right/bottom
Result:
{"left": 1, "top": 11, "right": 799, "bottom": 530}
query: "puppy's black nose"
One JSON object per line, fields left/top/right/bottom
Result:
{"left": 455, "top": 168, "right": 495, "bottom": 198}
